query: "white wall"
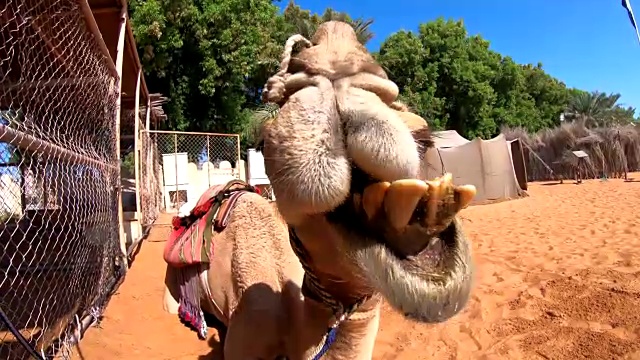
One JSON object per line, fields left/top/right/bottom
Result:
{"left": 0, "top": 173, "right": 22, "bottom": 217}
{"left": 160, "top": 152, "right": 246, "bottom": 211}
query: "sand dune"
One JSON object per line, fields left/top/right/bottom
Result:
{"left": 74, "top": 176, "right": 640, "bottom": 360}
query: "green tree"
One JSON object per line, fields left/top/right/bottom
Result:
{"left": 379, "top": 18, "right": 499, "bottom": 138}
{"left": 565, "top": 91, "right": 636, "bottom": 127}
{"left": 247, "top": 2, "right": 377, "bottom": 147}
{"left": 378, "top": 18, "right": 573, "bottom": 138}
{"left": 282, "top": 1, "right": 375, "bottom": 45}
{"left": 520, "top": 63, "right": 569, "bottom": 129}
{"left": 128, "top": 0, "right": 289, "bottom": 134}
{"left": 488, "top": 56, "right": 540, "bottom": 132}
{"left": 374, "top": 30, "right": 443, "bottom": 128}
{"left": 130, "top": 2, "right": 636, "bottom": 146}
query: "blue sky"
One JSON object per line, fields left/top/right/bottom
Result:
{"left": 279, "top": 0, "right": 640, "bottom": 115}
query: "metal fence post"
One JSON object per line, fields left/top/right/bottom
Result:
{"left": 174, "top": 132, "right": 178, "bottom": 209}
{"left": 206, "top": 135, "right": 211, "bottom": 187}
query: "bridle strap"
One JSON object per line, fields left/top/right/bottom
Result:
{"left": 288, "top": 227, "right": 372, "bottom": 318}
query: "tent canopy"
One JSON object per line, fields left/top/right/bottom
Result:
{"left": 431, "top": 130, "right": 470, "bottom": 148}
{"left": 423, "top": 134, "right": 525, "bottom": 203}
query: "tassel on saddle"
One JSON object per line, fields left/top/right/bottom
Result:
{"left": 166, "top": 179, "right": 258, "bottom": 340}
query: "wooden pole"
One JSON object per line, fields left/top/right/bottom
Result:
{"left": 114, "top": 9, "right": 127, "bottom": 257}
{"left": 145, "top": 97, "right": 151, "bottom": 131}
{"left": 28, "top": 17, "right": 70, "bottom": 72}
{"left": 235, "top": 134, "right": 241, "bottom": 178}
{"left": 124, "top": 14, "right": 150, "bottom": 102}
{"left": 174, "top": 133, "right": 178, "bottom": 210}
{"left": 145, "top": 129, "right": 237, "bottom": 137}
{"left": 143, "top": 98, "right": 152, "bottom": 223}
{"left": 0, "top": 125, "right": 116, "bottom": 170}
{"left": 77, "top": 0, "right": 119, "bottom": 79}
{"left": 206, "top": 135, "right": 211, "bottom": 188}
{"left": 134, "top": 69, "right": 142, "bottom": 221}
{"left": 619, "top": 130, "right": 629, "bottom": 181}
{"left": 0, "top": 78, "right": 104, "bottom": 91}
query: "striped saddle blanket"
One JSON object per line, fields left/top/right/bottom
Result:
{"left": 163, "top": 179, "right": 256, "bottom": 267}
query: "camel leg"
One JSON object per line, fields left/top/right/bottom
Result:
{"left": 223, "top": 284, "right": 287, "bottom": 359}
{"left": 163, "top": 265, "right": 180, "bottom": 314}
{"left": 262, "top": 76, "right": 350, "bottom": 223}
{"left": 335, "top": 83, "right": 420, "bottom": 182}
{"left": 202, "top": 311, "right": 227, "bottom": 347}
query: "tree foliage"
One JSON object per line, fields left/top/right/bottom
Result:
{"left": 377, "top": 19, "right": 573, "bottom": 138}
{"left": 282, "top": 1, "right": 375, "bottom": 45}
{"left": 128, "top": 2, "right": 638, "bottom": 144}
{"left": 565, "top": 90, "right": 637, "bottom": 127}
{"left": 128, "top": 0, "right": 289, "bottom": 134}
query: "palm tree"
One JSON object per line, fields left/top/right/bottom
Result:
{"left": 243, "top": 103, "right": 279, "bottom": 150}
{"left": 283, "top": 1, "right": 375, "bottom": 46}
{"left": 248, "top": 3, "right": 376, "bottom": 147}
{"left": 348, "top": 18, "right": 375, "bottom": 45}
{"left": 564, "top": 91, "right": 627, "bottom": 127}
{"left": 318, "top": 8, "right": 375, "bottom": 45}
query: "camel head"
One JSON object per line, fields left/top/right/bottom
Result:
{"left": 260, "top": 21, "right": 476, "bottom": 323}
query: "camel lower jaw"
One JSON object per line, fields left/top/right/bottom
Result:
{"left": 350, "top": 218, "right": 474, "bottom": 323}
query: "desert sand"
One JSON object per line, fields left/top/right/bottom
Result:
{"left": 73, "top": 176, "right": 640, "bottom": 360}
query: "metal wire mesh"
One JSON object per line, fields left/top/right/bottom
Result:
{"left": 148, "top": 131, "right": 241, "bottom": 212}
{"left": 0, "top": 1, "right": 125, "bottom": 358}
{"left": 139, "top": 127, "right": 162, "bottom": 227}
{"left": 119, "top": 109, "right": 139, "bottom": 215}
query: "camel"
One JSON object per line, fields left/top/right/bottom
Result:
{"left": 163, "top": 21, "right": 477, "bottom": 360}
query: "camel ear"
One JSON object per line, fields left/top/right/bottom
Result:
{"left": 163, "top": 265, "right": 180, "bottom": 314}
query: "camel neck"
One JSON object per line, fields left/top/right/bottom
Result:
{"left": 294, "top": 295, "right": 381, "bottom": 360}
{"left": 288, "top": 225, "right": 374, "bottom": 310}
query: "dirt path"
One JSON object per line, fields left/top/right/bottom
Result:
{"left": 72, "top": 213, "right": 220, "bottom": 360}
{"left": 74, "top": 177, "right": 640, "bottom": 360}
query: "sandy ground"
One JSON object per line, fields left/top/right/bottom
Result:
{"left": 73, "top": 176, "right": 640, "bottom": 360}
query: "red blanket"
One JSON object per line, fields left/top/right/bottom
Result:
{"left": 163, "top": 180, "right": 254, "bottom": 267}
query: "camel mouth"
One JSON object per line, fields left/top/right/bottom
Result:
{"left": 325, "top": 167, "right": 474, "bottom": 323}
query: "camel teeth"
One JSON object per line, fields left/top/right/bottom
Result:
{"left": 362, "top": 182, "right": 390, "bottom": 220}
{"left": 456, "top": 184, "right": 476, "bottom": 210}
{"left": 383, "top": 179, "right": 428, "bottom": 229}
{"left": 424, "top": 178, "right": 442, "bottom": 227}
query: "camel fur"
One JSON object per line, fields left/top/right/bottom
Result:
{"left": 164, "top": 21, "right": 477, "bottom": 360}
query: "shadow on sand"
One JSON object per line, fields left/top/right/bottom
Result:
{"left": 197, "top": 312, "right": 225, "bottom": 360}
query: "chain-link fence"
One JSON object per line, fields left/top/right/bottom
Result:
{"left": 120, "top": 108, "right": 141, "bottom": 216}
{"left": 139, "top": 125, "right": 163, "bottom": 228}
{"left": 119, "top": 97, "right": 165, "bottom": 240}
{"left": 147, "top": 131, "right": 241, "bottom": 212}
{"left": 0, "top": 1, "right": 125, "bottom": 358}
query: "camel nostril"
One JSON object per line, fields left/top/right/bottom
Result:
{"left": 274, "top": 356, "right": 289, "bottom": 360}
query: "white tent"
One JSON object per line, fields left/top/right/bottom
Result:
{"left": 431, "top": 130, "right": 471, "bottom": 148}
{"left": 423, "top": 131, "right": 524, "bottom": 203}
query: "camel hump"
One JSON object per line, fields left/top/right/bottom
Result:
{"left": 164, "top": 180, "right": 258, "bottom": 267}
